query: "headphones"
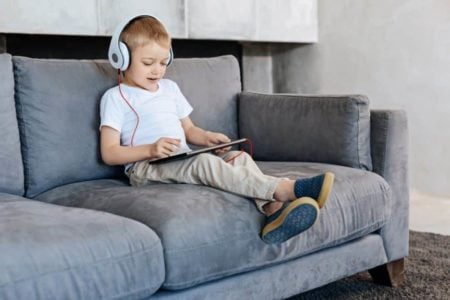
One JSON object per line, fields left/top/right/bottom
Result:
{"left": 108, "top": 15, "right": 174, "bottom": 71}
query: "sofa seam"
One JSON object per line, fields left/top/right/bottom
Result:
{"left": 109, "top": 286, "right": 158, "bottom": 300}
{"left": 379, "top": 113, "right": 390, "bottom": 176}
{"left": 14, "top": 84, "right": 31, "bottom": 197}
{"left": 242, "top": 91, "right": 365, "bottom": 99}
{"left": 357, "top": 100, "right": 362, "bottom": 169}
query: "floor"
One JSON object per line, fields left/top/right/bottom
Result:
{"left": 409, "top": 189, "right": 450, "bottom": 236}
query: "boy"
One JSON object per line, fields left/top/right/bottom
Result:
{"left": 100, "top": 15, "right": 335, "bottom": 244}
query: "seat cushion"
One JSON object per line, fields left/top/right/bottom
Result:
{"left": 35, "top": 163, "right": 391, "bottom": 290}
{"left": 0, "top": 196, "right": 164, "bottom": 299}
{"left": 0, "top": 54, "right": 24, "bottom": 195}
{"left": 0, "top": 192, "right": 27, "bottom": 203}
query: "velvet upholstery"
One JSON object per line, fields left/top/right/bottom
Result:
{"left": 0, "top": 54, "right": 24, "bottom": 196}
{"left": 13, "top": 56, "right": 123, "bottom": 198}
{"left": 12, "top": 55, "right": 241, "bottom": 198}
{"left": 370, "top": 110, "right": 409, "bottom": 261}
{"left": 165, "top": 56, "right": 241, "bottom": 141}
{"left": 0, "top": 198, "right": 165, "bottom": 299}
{"left": 0, "top": 192, "right": 27, "bottom": 203}
{"left": 150, "top": 234, "right": 387, "bottom": 300}
{"left": 1, "top": 54, "right": 409, "bottom": 299}
{"left": 36, "top": 162, "right": 391, "bottom": 290}
{"left": 239, "top": 92, "right": 372, "bottom": 170}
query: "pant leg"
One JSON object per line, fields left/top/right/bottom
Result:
{"left": 130, "top": 151, "right": 281, "bottom": 206}
{"left": 218, "top": 151, "right": 277, "bottom": 213}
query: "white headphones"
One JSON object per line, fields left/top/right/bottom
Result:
{"left": 108, "top": 15, "right": 174, "bottom": 71}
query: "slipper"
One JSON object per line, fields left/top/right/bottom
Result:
{"left": 294, "top": 172, "right": 335, "bottom": 208}
{"left": 261, "top": 197, "right": 319, "bottom": 244}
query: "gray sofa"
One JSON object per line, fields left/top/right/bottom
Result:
{"left": 0, "top": 53, "right": 409, "bottom": 299}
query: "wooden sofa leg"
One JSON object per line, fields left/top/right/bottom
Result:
{"left": 368, "top": 258, "right": 405, "bottom": 287}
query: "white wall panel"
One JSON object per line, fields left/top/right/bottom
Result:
{"left": 0, "top": 0, "right": 317, "bottom": 42}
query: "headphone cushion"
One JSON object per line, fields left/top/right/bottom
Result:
{"left": 119, "top": 42, "right": 130, "bottom": 71}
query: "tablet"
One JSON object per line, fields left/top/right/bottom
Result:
{"left": 148, "top": 138, "right": 248, "bottom": 164}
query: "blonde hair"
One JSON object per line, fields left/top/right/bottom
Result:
{"left": 120, "top": 16, "right": 171, "bottom": 51}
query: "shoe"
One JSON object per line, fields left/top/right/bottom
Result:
{"left": 294, "top": 172, "right": 335, "bottom": 208}
{"left": 261, "top": 197, "right": 319, "bottom": 244}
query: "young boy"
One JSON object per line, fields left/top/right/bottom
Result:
{"left": 100, "top": 15, "right": 335, "bottom": 244}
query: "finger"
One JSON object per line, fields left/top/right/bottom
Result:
{"left": 156, "top": 146, "right": 169, "bottom": 157}
{"left": 161, "top": 149, "right": 172, "bottom": 157}
{"left": 218, "top": 147, "right": 231, "bottom": 153}
{"left": 168, "top": 138, "right": 181, "bottom": 145}
{"left": 163, "top": 143, "right": 178, "bottom": 153}
{"left": 220, "top": 136, "right": 231, "bottom": 143}
{"left": 161, "top": 137, "right": 181, "bottom": 146}
{"left": 162, "top": 143, "right": 174, "bottom": 152}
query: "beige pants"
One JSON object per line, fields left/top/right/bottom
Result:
{"left": 129, "top": 151, "right": 281, "bottom": 214}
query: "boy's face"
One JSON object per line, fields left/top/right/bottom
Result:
{"left": 123, "top": 41, "right": 171, "bottom": 92}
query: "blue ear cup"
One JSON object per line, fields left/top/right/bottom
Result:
{"left": 108, "top": 15, "right": 174, "bottom": 71}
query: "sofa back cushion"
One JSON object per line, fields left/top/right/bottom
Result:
{"left": 239, "top": 92, "right": 372, "bottom": 170}
{"left": 13, "top": 57, "right": 123, "bottom": 197}
{"left": 0, "top": 54, "right": 24, "bottom": 196}
{"left": 13, "top": 55, "right": 241, "bottom": 197}
{"left": 165, "top": 55, "right": 240, "bottom": 140}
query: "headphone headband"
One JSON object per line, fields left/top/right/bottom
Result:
{"left": 108, "top": 15, "right": 173, "bottom": 71}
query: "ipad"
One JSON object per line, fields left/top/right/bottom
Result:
{"left": 148, "top": 138, "right": 248, "bottom": 164}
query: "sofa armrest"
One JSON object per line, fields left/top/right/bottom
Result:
{"left": 371, "top": 110, "right": 409, "bottom": 261}
{"left": 238, "top": 92, "right": 372, "bottom": 170}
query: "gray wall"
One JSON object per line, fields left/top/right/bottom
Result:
{"left": 271, "top": 0, "right": 450, "bottom": 196}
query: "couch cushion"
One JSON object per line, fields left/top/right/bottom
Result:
{"left": 36, "top": 164, "right": 390, "bottom": 290}
{"left": 0, "top": 192, "right": 27, "bottom": 203}
{"left": 0, "top": 197, "right": 164, "bottom": 299}
{"left": 13, "top": 56, "right": 124, "bottom": 197}
{"left": 0, "top": 54, "right": 24, "bottom": 195}
{"left": 165, "top": 55, "right": 241, "bottom": 141}
{"left": 239, "top": 92, "right": 372, "bottom": 170}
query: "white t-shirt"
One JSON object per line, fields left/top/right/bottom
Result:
{"left": 100, "top": 79, "right": 193, "bottom": 168}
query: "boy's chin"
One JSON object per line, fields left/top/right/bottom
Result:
{"left": 140, "top": 81, "right": 159, "bottom": 92}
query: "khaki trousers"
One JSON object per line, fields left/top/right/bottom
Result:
{"left": 129, "top": 151, "right": 281, "bottom": 214}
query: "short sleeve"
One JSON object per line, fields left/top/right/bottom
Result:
{"left": 99, "top": 89, "right": 125, "bottom": 132}
{"left": 169, "top": 81, "right": 193, "bottom": 119}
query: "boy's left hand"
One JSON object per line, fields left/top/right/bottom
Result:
{"left": 205, "top": 132, "right": 231, "bottom": 154}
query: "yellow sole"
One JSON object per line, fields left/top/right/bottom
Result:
{"left": 317, "top": 172, "right": 335, "bottom": 208}
{"left": 261, "top": 197, "right": 319, "bottom": 237}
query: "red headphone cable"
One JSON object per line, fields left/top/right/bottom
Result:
{"left": 225, "top": 139, "right": 253, "bottom": 163}
{"left": 117, "top": 71, "right": 140, "bottom": 146}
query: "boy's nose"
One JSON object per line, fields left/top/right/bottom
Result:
{"left": 152, "top": 65, "right": 164, "bottom": 74}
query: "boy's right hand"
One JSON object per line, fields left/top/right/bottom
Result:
{"left": 150, "top": 138, "right": 181, "bottom": 158}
